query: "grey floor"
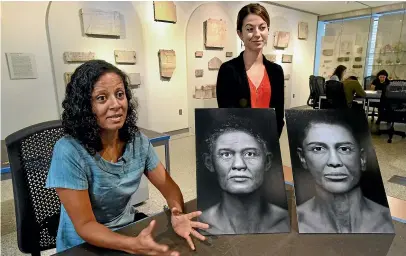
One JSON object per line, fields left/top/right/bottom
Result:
{"left": 1, "top": 124, "right": 406, "bottom": 255}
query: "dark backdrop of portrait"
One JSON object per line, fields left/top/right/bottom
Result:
{"left": 285, "top": 109, "right": 390, "bottom": 208}
{"left": 195, "top": 108, "right": 289, "bottom": 211}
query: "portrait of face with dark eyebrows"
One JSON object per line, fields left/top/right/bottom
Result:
{"left": 286, "top": 109, "right": 395, "bottom": 234}
{"left": 195, "top": 108, "right": 290, "bottom": 235}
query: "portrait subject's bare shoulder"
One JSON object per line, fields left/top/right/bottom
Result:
{"left": 199, "top": 204, "right": 224, "bottom": 235}
{"left": 297, "top": 197, "right": 315, "bottom": 217}
{"left": 266, "top": 203, "right": 290, "bottom": 232}
{"left": 364, "top": 198, "right": 395, "bottom": 233}
{"left": 296, "top": 198, "right": 323, "bottom": 233}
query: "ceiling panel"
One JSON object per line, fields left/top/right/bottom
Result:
{"left": 358, "top": 1, "right": 401, "bottom": 8}
{"left": 267, "top": 1, "right": 402, "bottom": 16}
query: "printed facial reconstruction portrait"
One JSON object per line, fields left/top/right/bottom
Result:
{"left": 285, "top": 109, "right": 395, "bottom": 234}
{"left": 195, "top": 109, "right": 290, "bottom": 235}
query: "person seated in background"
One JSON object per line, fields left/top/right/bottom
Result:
{"left": 370, "top": 70, "right": 390, "bottom": 91}
{"left": 45, "top": 60, "right": 209, "bottom": 255}
{"left": 343, "top": 76, "right": 366, "bottom": 109}
{"left": 370, "top": 70, "right": 390, "bottom": 124}
{"left": 329, "top": 65, "right": 347, "bottom": 82}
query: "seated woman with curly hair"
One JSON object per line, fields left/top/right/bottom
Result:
{"left": 45, "top": 60, "right": 208, "bottom": 255}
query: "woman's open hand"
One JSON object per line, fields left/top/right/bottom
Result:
{"left": 170, "top": 207, "right": 209, "bottom": 250}
{"left": 127, "top": 220, "right": 179, "bottom": 256}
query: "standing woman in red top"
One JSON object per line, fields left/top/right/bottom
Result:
{"left": 216, "top": 3, "right": 285, "bottom": 137}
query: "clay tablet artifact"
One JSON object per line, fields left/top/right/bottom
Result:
{"left": 265, "top": 54, "right": 276, "bottom": 62}
{"left": 298, "top": 22, "right": 308, "bottom": 40}
{"left": 194, "top": 85, "right": 204, "bottom": 99}
{"left": 64, "top": 72, "right": 73, "bottom": 86}
{"left": 208, "top": 57, "right": 222, "bottom": 70}
{"left": 153, "top": 1, "right": 177, "bottom": 23}
{"left": 195, "top": 69, "right": 203, "bottom": 77}
{"left": 204, "top": 18, "right": 226, "bottom": 48}
{"left": 356, "top": 47, "right": 363, "bottom": 54}
{"left": 158, "top": 49, "right": 176, "bottom": 78}
{"left": 195, "top": 51, "right": 203, "bottom": 58}
{"left": 128, "top": 73, "right": 141, "bottom": 86}
{"left": 274, "top": 31, "right": 290, "bottom": 48}
{"left": 322, "top": 49, "right": 334, "bottom": 56}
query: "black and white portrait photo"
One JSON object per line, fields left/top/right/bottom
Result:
{"left": 195, "top": 108, "right": 290, "bottom": 235}
{"left": 286, "top": 109, "right": 395, "bottom": 234}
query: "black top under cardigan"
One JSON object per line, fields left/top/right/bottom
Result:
{"left": 215, "top": 51, "right": 285, "bottom": 137}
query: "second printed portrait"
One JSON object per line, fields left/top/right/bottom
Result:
{"left": 286, "top": 109, "right": 395, "bottom": 234}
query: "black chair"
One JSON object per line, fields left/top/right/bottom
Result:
{"left": 307, "top": 75, "right": 325, "bottom": 109}
{"left": 324, "top": 80, "right": 348, "bottom": 109}
{"left": 377, "top": 80, "right": 406, "bottom": 143}
{"left": 307, "top": 76, "right": 315, "bottom": 107}
{"left": 5, "top": 120, "right": 64, "bottom": 256}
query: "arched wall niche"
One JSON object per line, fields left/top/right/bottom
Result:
{"left": 186, "top": 2, "right": 238, "bottom": 134}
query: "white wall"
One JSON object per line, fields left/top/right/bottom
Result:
{"left": 129, "top": 1, "right": 194, "bottom": 133}
{"left": 47, "top": 1, "right": 149, "bottom": 129}
{"left": 1, "top": 1, "right": 317, "bottom": 138}
{"left": 1, "top": 2, "right": 59, "bottom": 139}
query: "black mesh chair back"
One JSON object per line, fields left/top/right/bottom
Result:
{"left": 325, "top": 80, "right": 348, "bottom": 109}
{"left": 384, "top": 80, "right": 406, "bottom": 100}
{"left": 308, "top": 75, "right": 325, "bottom": 108}
{"left": 378, "top": 80, "right": 406, "bottom": 142}
{"left": 5, "top": 120, "right": 64, "bottom": 256}
{"left": 364, "top": 75, "right": 376, "bottom": 90}
{"left": 380, "top": 80, "right": 406, "bottom": 122}
{"left": 315, "top": 76, "right": 326, "bottom": 96}
{"left": 307, "top": 75, "right": 317, "bottom": 107}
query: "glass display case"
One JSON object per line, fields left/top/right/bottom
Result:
{"left": 369, "top": 11, "right": 406, "bottom": 80}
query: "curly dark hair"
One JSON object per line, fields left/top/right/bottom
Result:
{"left": 62, "top": 59, "right": 139, "bottom": 155}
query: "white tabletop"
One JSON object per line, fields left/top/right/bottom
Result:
{"left": 365, "top": 90, "right": 382, "bottom": 99}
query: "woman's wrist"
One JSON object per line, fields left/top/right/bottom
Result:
{"left": 121, "top": 235, "right": 139, "bottom": 254}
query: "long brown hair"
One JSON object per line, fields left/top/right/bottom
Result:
{"left": 236, "top": 3, "right": 270, "bottom": 32}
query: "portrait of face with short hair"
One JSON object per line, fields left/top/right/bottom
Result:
{"left": 196, "top": 109, "right": 290, "bottom": 235}
{"left": 286, "top": 109, "right": 395, "bottom": 234}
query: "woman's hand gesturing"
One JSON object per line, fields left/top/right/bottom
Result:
{"left": 170, "top": 207, "right": 209, "bottom": 250}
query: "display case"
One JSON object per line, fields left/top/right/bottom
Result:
{"left": 369, "top": 11, "right": 406, "bottom": 80}
{"left": 315, "top": 8, "right": 406, "bottom": 83}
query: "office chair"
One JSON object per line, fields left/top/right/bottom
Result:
{"left": 325, "top": 80, "right": 348, "bottom": 109}
{"left": 307, "top": 75, "right": 325, "bottom": 109}
{"left": 5, "top": 120, "right": 64, "bottom": 256}
{"left": 377, "top": 80, "right": 406, "bottom": 143}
